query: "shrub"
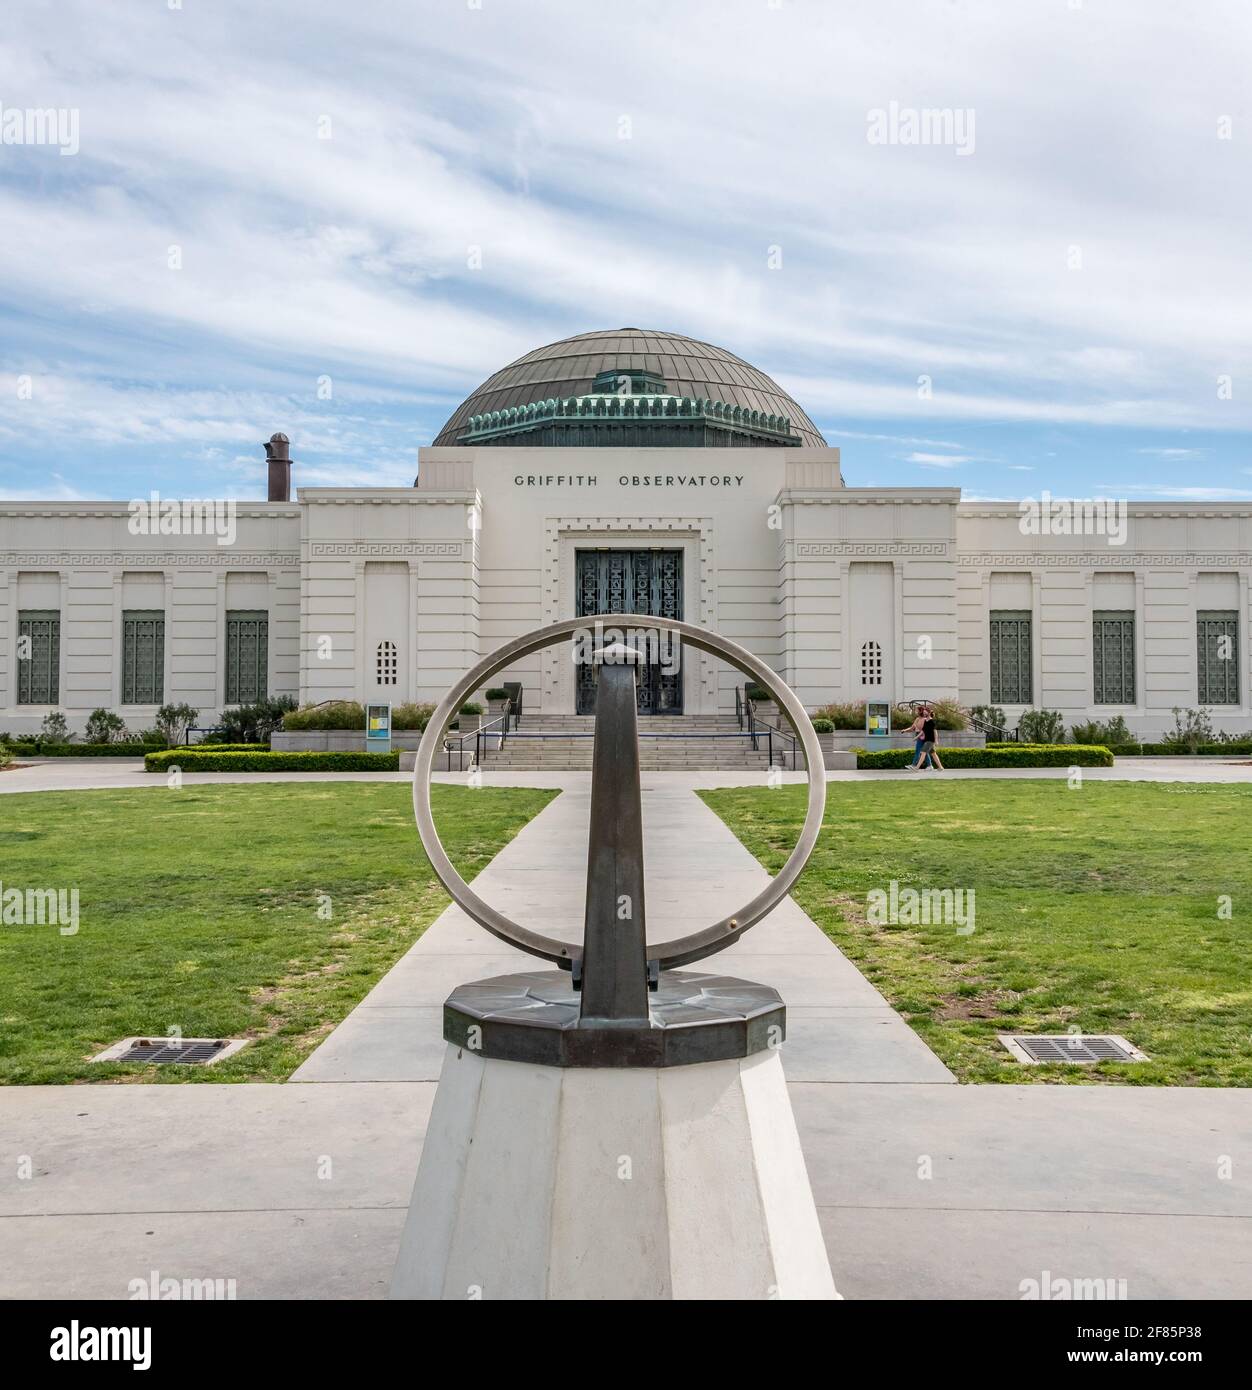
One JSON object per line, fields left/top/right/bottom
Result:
{"left": 1136, "top": 740, "right": 1252, "bottom": 757}
{"left": 217, "top": 696, "right": 296, "bottom": 744}
{"left": 1160, "top": 706, "right": 1216, "bottom": 753}
{"left": 460, "top": 701, "right": 483, "bottom": 716}
{"left": 485, "top": 688, "right": 509, "bottom": 701}
{"left": 281, "top": 701, "right": 363, "bottom": 731}
{"left": 1016, "top": 708, "right": 1066, "bottom": 744}
{"left": 812, "top": 700, "right": 912, "bottom": 730}
{"left": 929, "top": 699, "right": 969, "bottom": 732}
{"left": 39, "top": 712, "right": 72, "bottom": 743}
{"left": 84, "top": 708, "right": 128, "bottom": 744}
{"left": 811, "top": 701, "right": 862, "bottom": 730}
{"left": 857, "top": 744, "right": 1114, "bottom": 770}
{"left": 0, "top": 743, "right": 11, "bottom": 769}
{"left": 394, "top": 702, "right": 435, "bottom": 731}
{"left": 134, "top": 727, "right": 168, "bottom": 746}
{"left": 21, "top": 743, "right": 171, "bottom": 757}
{"left": 811, "top": 718, "right": 834, "bottom": 733}
{"left": 745, "top": 683, "right": 771, "bottom": 703}
{"left": 1101, "top": 715, "right": 1133, "bottom": 745}
{"left": 155, "top": 703, "right": 199, "bottom": 747}
{"left": 1071, "top": 714, "right": 1133, "bottom": 746}
{"left": 144, "top": 748, "right": 400, "bottom": 773}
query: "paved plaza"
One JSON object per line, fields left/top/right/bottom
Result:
{"left": 2, "top": 765, "right": 1250, "bottom": 1299}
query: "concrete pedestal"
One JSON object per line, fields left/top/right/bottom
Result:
{"left": 390, "top": 1044, "right": 838, "bottom": 1300}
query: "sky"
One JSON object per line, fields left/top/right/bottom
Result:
{"left": 0, "top": 0, "right": 1249, "bottom": 503}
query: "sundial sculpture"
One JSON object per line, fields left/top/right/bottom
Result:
{"left": 392, "top": 616, "right": 838, "bottom": 1300}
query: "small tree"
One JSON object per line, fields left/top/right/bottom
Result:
{"left": 216, "top": 696, "right": 297, "bottom": 744}
{"left": 84, "top": 708, "right": 128, "bottom": 744}
{"left": 1016, "top": 708, "right": 1066, "bottom": 744}
{"left": 155, "top": 703, "right": 199, "bottom": 747}
{"left": 968, "top": 704, "right": 1007, "bottom": 736}
{"left": 39, "top": 711, "right": 72, "bottom": 743}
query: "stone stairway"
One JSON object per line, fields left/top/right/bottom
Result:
{"left": 468, "top": 713, "right": 798, "bottom": 771}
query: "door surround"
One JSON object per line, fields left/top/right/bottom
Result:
{"left": 543, "top": 517, "right": 717, "bottom": 714}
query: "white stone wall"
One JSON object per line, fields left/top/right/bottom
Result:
{"left": 776, "top": 483, "right": 960, "bottom": 710}
{"left": 3, "top": 469, "right": 1251, "bottom": 736}
{"left": 0, "top": 502, "right": 300, "bottom": 736}
{"left": 419, "top": 445, "right": 821, "bottom": 713}
{"left": 299, "top": 486, "right": 480, "bottom": 708}
{"left": 956, "top": 504, "right": 1252, "bottom": 736}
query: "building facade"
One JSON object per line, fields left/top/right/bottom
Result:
{"left": 2, "top": 328, "right": 1250, "bottom": 737}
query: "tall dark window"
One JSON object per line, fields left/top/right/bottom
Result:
{"left": 225, "top": 611, "right": 268, "bottom": 704}
{"left": 1197, "top": 611, "right": 1239, "bottom": 705}
{"left": 122, "top": 611, "right": 165, "bottom": 704}
{"left": 18, "top": 611, "right": 60, "bottom": 704}
{"left": 989, "top": 611, "right": 1032, "bottom": 704}
{"left": 376, "top": 640, "right": 398, "bottom": 686}
{"left": 1093, "top": 610, "right": 1135, "bottom": 705}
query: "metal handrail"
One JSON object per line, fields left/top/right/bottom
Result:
{"left": 502, "top": 682, "right": 523, "bottom": 730}
{"left": 748, "top": 710, "right": 801, "bottom": 771}
{"left": 967, "top": 712, "right": 1015, "bottom": 742}
{"left": 442, "top": 710, "right": 511, "bottom": 771}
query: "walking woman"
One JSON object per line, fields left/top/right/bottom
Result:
{"left": 905, "top": 707, "right": 927, "bottom": 770}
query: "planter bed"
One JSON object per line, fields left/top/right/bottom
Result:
{"left": 856, "top": 743, "right": 1113, "bottom": 770}
{"left": 144, "top": 749, "right": 400, "bottom": 773}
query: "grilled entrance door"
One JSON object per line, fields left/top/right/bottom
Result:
{"left": 575, "top": 549, "right": 683, "bottom": 714}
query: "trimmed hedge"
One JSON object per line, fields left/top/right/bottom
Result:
{"left": 1132, "top": 741, "right": 1252, "bottom": 757}
{"left": 5, "top": 741, "right": 268, "bottom": 758}
{"left": 144, "top": 749, "right": 400, "bottom": 773}
{"left": 857, "top": 743, "right": 1114, "bottom": 770}
{"left": 5, "top": 742, "right": 164, "bottom": 757}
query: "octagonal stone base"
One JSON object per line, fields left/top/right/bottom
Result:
{"left": 389, "top": 1044, "right": 838, "bottom": 1300}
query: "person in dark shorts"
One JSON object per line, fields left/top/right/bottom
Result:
{"left": 918, "top": 709, "right": 944, "bottom": 770}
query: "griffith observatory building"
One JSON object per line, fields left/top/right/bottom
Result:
{"left": 1, "top": 327, "right": 1249, "bottom": 738}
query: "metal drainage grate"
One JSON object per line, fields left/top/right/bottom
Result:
{"left": 91, "top": 1036, "right": 249, "bottom": 1066}
{"left": 998, "top": 1034, "right": 1149, "bottom": 1065}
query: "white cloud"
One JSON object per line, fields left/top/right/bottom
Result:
{"left": 0, "top": 0, "right": 1250, "bottom": 490}
{"left": 904, "top": 452, "right": 974, "bottom": 467}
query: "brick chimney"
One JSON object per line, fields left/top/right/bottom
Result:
{"left": 264, "top": 433, "right": 291, "bottom": 502}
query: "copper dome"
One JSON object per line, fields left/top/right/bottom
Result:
{"left": 433, "top": 327, "right": 825, "bottom": 448}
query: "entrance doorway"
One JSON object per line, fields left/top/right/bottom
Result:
{"left": 574, "top": 549, "right": 683, "bottom": 714}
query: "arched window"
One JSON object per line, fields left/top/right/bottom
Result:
{"left": 860, "top": 640, "right": 883, "bottom": 686}
{"left": 376, "top": 640, "right": 398, "bottom": 686}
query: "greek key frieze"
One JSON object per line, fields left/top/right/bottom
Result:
{"left": 0, "top": 552, "right": 298, "bottom": 568}
{"left": 959, "top": 552, "right": 1252, "bottom": 568}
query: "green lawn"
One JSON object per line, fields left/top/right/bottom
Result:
{"left": 0, "top": 783, "right": 555, "bottom": 1084}
{"left": 701, "top": 781, "right": 1252, "bottom": 1086}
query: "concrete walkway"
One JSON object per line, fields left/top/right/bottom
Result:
{"left": 289, "top": 779, "right": 951, "bottom": 1087}
{"left": 3, "top": 755, "right": 1252, "bottom": 795}
{"left": 3, "top": 771, "right": 1251, "bottom": 1299}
